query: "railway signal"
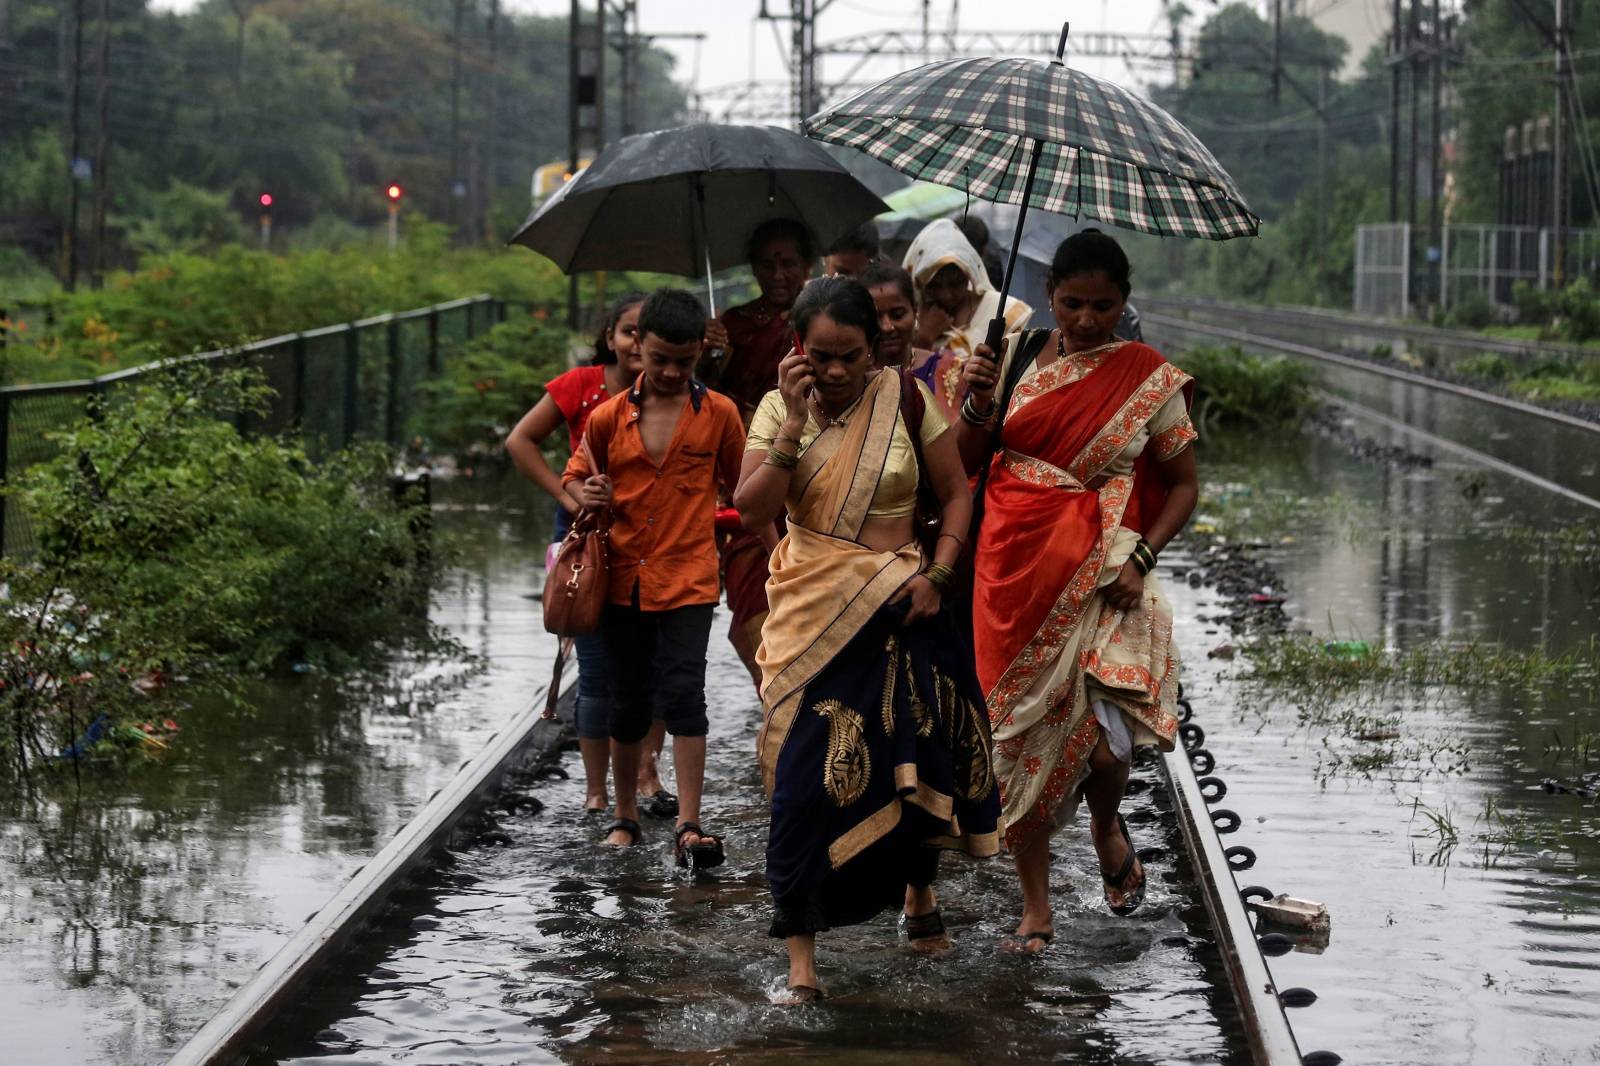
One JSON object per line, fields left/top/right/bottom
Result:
{"left": 258, "top": 192, "right": 273, "bottom": 248}
{"left": 386, "top": 184, "right": 403, "bottom": 250}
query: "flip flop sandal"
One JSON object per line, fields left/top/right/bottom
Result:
{"left": 1101, "top": 812, "right": 1146, "bottom": 916}
{"left": 782, "top": 984, "right": 825, "bottom": 1005}
{"left": 603, "top": 817, "right": 642, "bottom": 847}
{"left": 904, "top": 908, "right": 947, "bottom": 944}
{"left": 674, "top": 821, "right": 726, "bottom": 870}
{"left": 645, "top": 789, "right": 679, "bottom": 818}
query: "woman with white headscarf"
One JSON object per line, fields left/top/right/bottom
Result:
{"left": 902, "top": 218, "right": 1033, "bottom": 420}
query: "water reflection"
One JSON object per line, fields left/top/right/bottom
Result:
{"left": 0, "top": 472, "right": 558, "bottom": 1065}
{"left": 1183, "top": 424, "right": 1600, "bottom": 1064}
{"left": 260, "top": 611, "right": 1247, "bottom": 1066}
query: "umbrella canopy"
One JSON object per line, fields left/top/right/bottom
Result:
{"left": 877, "top": 180, "right": 968, "bottom": 222}
{"left": 805, "top": 53, "right": 1258, "bottom": 241}
{"left": 508, "top": 123, "right": 890, "bottom": 279}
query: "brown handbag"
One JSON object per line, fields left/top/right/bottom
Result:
{"left": 543, "top": 509, "right": 610, "bottom": 636}
{"left": 543, "top": 433, "right": 611, "bottom": 637}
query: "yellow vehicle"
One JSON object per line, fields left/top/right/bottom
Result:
{"left": 531, "top": 157, "right": 593, "bottom": 203}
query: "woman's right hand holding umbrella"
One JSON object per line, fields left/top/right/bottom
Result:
{"left": 963, "top": 342, "right": 1000, "bottom": 407}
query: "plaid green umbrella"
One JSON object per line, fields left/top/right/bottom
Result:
{"left": 805, "top": 35, "right": 1257, "bottom": 241}
{"left": 805, "top": 24, "right": 1258, "bottom": 349}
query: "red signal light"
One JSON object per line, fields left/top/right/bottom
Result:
{"left": 386, "top": 184, "right": 403, "bottom": 201}
{"left": 259, "top": 193, "right": 273, "bottom": 208}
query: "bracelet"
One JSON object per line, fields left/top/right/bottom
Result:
{"left": 960, "top": 395, "right": 996, "bottom": 426}
{"left": 765, "top": 445, "right": 799, "bottom": 470}
{"left": 938, "top": 531, "right": 966, "bottom": 548}
{"left": 1130, "top": 538, "right": 1157, "bottom": 576}
{"left": 921, "top": 562, "right": 955, "bottom": 588}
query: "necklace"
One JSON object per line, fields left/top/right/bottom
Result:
{"left": 1056, "top": 332, "right": 1123, "bottom": 359}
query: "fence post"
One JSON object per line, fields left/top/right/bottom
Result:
{"left": 466, "top": 300, "right": 478, "bottom": 341}
{"left": 291, "top": 334, "right": 307, "bottom": 430}
{"left": 492, "top": 298, "right": 506, "bottom": 325}
{"left": 427, "top": 309, "right": 440, "bottom": 377}
{"left": 0, "top": 391, "right": 10, "bottom": 557}
{"left": 343, "top": 325, "right": 360, "bottom": 446}
{"left": 386, "top": 315, "right": 401, "bottom": 446}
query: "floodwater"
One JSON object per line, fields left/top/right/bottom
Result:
{"left": 5, "top": 372, "right": 1599, "bottom": 1065}
{"left": 1173, "top": 412, "right": 1600, "bottom": 1065}
{"left": 0, "top": 475, "right": 560, "bottom": 1066}
{"left": 1149, "top": 309, "right": 1600, "bottom": 506}
{"left": 254, "top": 614, "right": 1247, "bottom": 1066}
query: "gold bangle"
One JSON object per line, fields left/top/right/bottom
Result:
{"left": 922, "top": 563, "right": 955, "bottom": 588}
{"left": 766, "top": 445, "right": 798, "bottom": 470}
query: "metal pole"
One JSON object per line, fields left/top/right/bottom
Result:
{"left": 64, "top": 0, "right": 84, "bottom": 291}
{"left": 1552, "top": 0, "right": 1567, "bottom": 288}
{"left": 385, "top": 317, "right": 401, "bottom": 446}
{"left": 1428, "top": 0, "right": 1443, "bottom": 308}
{"left": 449, "top": 0, "right": 465, "bottom": 242}
{"left": 1389, "top": 0, "right": 1402, "bottom": 222}
{"left": 342, "top": 326, "right": 359, "bottom": 445}
{"left": 89, "top": 0, "right": 110, "bottom": 286}
{"left": 485, "top": 0, "right": 500, "bottom": 243}
{"left": 0, "top": 391, "right": 10, "bottom": 556}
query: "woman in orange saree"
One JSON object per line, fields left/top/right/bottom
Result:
{"left": 957, "top": 231, "right": 1199, "bottom": 951}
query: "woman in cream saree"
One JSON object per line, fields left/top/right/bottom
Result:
{"left": 735, "top": 277, "right": 1001, "bottom": 1001}
{"left": 958, "top": 231, "right": 1199, "bottom": 951}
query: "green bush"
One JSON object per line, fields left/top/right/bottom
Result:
{"left": 1441, "top": 288, "right": 1495, "bottom": 330}
{"left": 1511, "top": 281, "right": 1554, "bottom": 326}
{"left": 412, "top": 314, "right": 578, "bottom": 457}
{"left": 1555, "top": 277, "right": 1600, "bottom": 341}
{"left": 1457, "top": 352, "right": 1517, "bottom": 381}
{"left": 1169, "top": 344, "right": 1317, "bottom": 433}
{"left": 0, "top": 365, "right": 450, "bottom": 770}
{"left": 5, "top": 227, "right": 566, "bottom": 386}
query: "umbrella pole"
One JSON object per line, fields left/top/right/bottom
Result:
{"left": 984, "top": 22, "right": 1070, "bottom": 356}
{"left": 695, "top": 180, "right": 717, "bottom": 318}
{"left": 983, "top": 140, "right": 1045, "bottom": 355}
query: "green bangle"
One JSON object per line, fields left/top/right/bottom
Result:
{"left": 766, "top": 445, "right": 799, "bottom": 470}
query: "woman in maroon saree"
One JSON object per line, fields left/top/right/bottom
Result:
{"left": 706, "top": 219, "right": 815, "bottom": 682}
{"left": 957, "top": 231, "right": 1199, "bottom": 951}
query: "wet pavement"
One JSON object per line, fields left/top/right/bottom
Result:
{"left": 0, "top": 475, "right": 559, "bottom": 1066}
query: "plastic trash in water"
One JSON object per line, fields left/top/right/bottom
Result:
{"left": 1322, "top": 640, "right": 1371, "bottom": 659}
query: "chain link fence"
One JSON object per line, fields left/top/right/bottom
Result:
{"left": 0, "top": 294, "right": 506, "bottom": 557}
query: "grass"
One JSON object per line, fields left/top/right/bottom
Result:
{"left": 1242, "top": 633, "right": 1600, "bottom": 696}
{"left": 1454, "top": 352, "right": 1600, "bottom": 404}
{"left": 1189, "top": 480, "right": 1372, "bottom": 544}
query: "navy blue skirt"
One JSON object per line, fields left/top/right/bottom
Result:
{"left": 766, "top": 599, "right": 1002, "bottom": 938}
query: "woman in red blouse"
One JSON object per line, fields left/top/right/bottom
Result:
{"left": 506, "top": 292, "right": 671, "bottom": 818}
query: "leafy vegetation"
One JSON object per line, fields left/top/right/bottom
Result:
{"left": 1168, "top": 343, "right": 1317, "bottom": 433}
{"left": 414, "top": 313, "right": 575, "bottom": 458}
{"left": 0, "top": 364, "right": 453, "bottom": 771}
{"left": 3, "top": 223, "right": 566, "bottom": 386}
{"left": 2, "top": 0, "right": 688, "bottom": 286}
{"left": 1454, "top": 347, "right": 1600, "bottom": 404}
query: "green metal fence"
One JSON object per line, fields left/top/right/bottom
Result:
{"left": 0, "top": 294, "right": 506, "bottom": 557}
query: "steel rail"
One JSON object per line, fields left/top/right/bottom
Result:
{"left": 169, "top": 672, "right": 575, "bottom": 1066}
{"left": 1144, "top": 310, "right": 1600, "bottom": 437}
{"left": 1159, "top": 735, "right": 1306, "bottom": 1066}
{"left": 1144, "top": 293, "right": 1599, "bottom": 363}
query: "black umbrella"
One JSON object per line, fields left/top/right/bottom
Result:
{"left": 508, "top": 123, "right": 889, "bottom": 317}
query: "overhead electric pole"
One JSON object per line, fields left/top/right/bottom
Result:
{"left": 63, "top": 0, "right": 84, "bottom": 291}
{"left": 90, "top": 0, "right": 111, "bottom": 284}
{"left": 1552, "top": 0, "right": 1567, "bottom": 287}
{"left": 568, "top": 0, "right": 605, "bottom": 327}
{"left": 1389, "top": 0, "right": 1401, "bottom": 222}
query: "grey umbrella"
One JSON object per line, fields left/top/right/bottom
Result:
{"left": 508, "top": 123, "right": 889, "bottom": 316}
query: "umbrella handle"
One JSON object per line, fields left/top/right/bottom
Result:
{"left": 695, "top": 180, "right": 725, "bottom": 362}
{"left": 989, "top": 138, "right": 1048, "bottom": 356}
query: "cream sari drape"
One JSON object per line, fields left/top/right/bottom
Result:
{"left": 754, "top": 371, "right": 922, "bottom": 795}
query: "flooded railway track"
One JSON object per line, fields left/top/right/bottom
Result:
{"left": 166, "top": 625, "right": 1332, "bottom": 1066}
{"left": 1142, "top": 305, "right": 1600, "bottom": 512}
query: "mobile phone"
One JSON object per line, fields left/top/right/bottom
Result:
{"left": 793, "top": 330, "right": 806, "bottom": 357}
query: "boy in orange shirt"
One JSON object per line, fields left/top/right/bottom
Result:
{"left": 563, "top": 289, "right": 750, "bottom": 866}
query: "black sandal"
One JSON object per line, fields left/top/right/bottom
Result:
{"left": 674, "top": 821, "right": 726, "bottom": 869}
{"left": 645, "top": 789, "right": 679, "bottom": 818}
{"left": 782, "top": 984, "right": 825, "bottom": 1005}
{"left": 603, "top": 817, "right": 641, "bottom": 847}
{"left": 1101, "top": 812, "right": 1146, "bottom": 916}
{"left": 904, "top": 908, "right": 947, "bottom": 943}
